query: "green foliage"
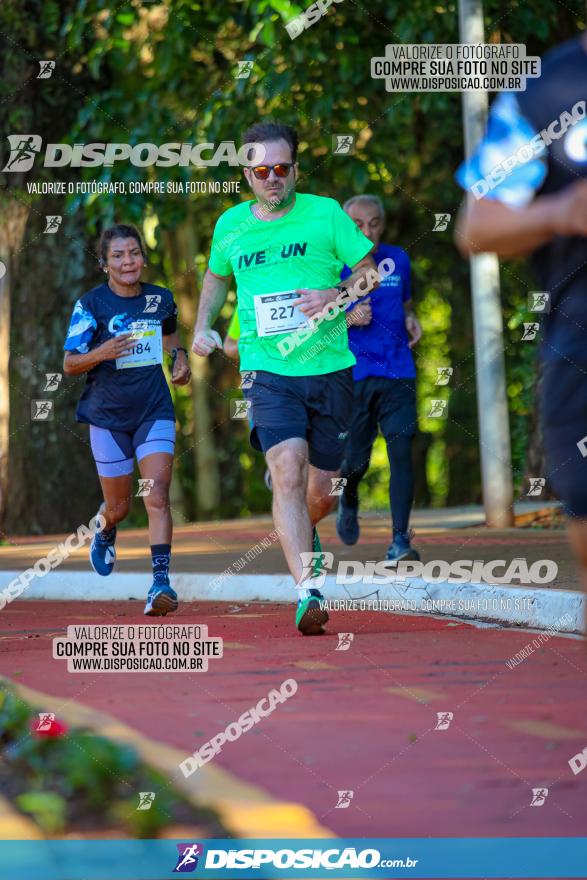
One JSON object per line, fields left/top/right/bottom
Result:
{"left": 0, "top": 686, "right": 216, "bottom": 836}
{"left": 2, "top": 0, "right": 584, "bottom": 527}
{"left": 15, "top": 791, "right": 67, "bottom": 834}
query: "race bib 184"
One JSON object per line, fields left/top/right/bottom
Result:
{"left": 115, "top": 321, "right": 163, "bottom": 370}
{"left": 253, "top": 291, "right": 309, "bottom": 337}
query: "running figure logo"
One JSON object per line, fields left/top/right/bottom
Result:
{"left": 44, "top": 373, "right": 62, "bottom": 391}
{"left": 136, "top": 479, "right": 154, "bottom": 497}
{"left": 231, "top": 399, "right": 251, "bottom": 419}
{"left": 299, "top": 551, "right": 334, "bottom": 587}
{"left": 37, "top": 60, "right": 55, "bottom": 79}
{"left": 36, "top": 712, "right": 55, "bottom": 732}
{"left": 435, "top": 712, "right": 453, "bottom": 731}
{"left": 435, "top": 367, "right": 453, "bottom": 386}
{"left": 136, "top": 792, "right": 155, "bottom": 811}
{"left": 433, "top": 213, "right": 451, "bottom": 231}
{"left": 335, "top": 790, "right": 354, "bottom": 809}
{"left": 527, "top": 477, "right": 545, "bottom": 497}
{"left": 427, "top": 399, "right": 447, "bottom": 418}
{"left": 240, "top": 371, "right": 256, "bottom": 390}
{"left": 44, "top": 216, "right": 62, "bottom": 234}
{"left": 329, "top": 477, "right": 347, "bottom": 496}
{"left": 2, "top": 134, "right": 42, "bottom": 172}
{"left": 31, "top": 400, "right": 54, "bottom": 421}
{"left": 336, "top": 632, "right": 354, "bottom": 651}
{"left": 144, "top": 294, "right": 161, "bottom": 313}
{"left": 236, "top": 60, "right": 253, "bottom": 78}
{"left": 521, "top": 322, "right": 539, "bottom": 341}
{"left": 528, "top": 291, "right": 551, "bottom": 313}
{"left": 332, "top": 135, "right": 355, "bottom": 155}
{"left": 173, "top": 843, "right": 203, "bottom": 872}
{"left": 530, "top": 787, "right": 548, "bottom": 806}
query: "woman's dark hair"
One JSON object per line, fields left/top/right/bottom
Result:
{"left": 98, "top": 224, "right": 147, "bottom": 266}
{"left": 242, "top": 122, "right": 299, "bottom": 163}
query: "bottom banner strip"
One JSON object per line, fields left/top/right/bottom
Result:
{"left": 0, "top": 837, "right": 585, "bottom": 878}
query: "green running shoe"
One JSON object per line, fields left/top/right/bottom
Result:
{"left": 296, "top": 588, "right": 328, "bottom": 636}
{"left": 311, "top": 527, "right": 326, "bottom": 579}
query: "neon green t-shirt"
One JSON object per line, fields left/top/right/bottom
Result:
{"left": 208, "top": 193, "right": 373, "bottom": 376}
{"left": 227, "top": 309, "right": 240, "bottom": 340}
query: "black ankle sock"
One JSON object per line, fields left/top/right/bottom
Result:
{"left": 151, "top": 544, "right": 171, "bottom": 582}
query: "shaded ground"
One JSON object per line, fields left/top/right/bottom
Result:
{"left": 0, "top": 508, "right": 578, "bottom": 591}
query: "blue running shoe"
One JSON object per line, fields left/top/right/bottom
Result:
{"left": 144, "top": 579, "right": 178, "bottom": 617}
{"left": 386, "top": 531, "right": 420, "bottom": 562}
{"left": 336, "top": 501, "right": 359, "bottom": 545}
{"left": 89, "top": 526, "right": 116, "bottom": 576}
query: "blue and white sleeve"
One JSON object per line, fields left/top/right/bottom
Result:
{"left": 63, "top": 300, "right": 98, "bottom": 353}
{"left": 455, "top": 93, "right": 548, "bottom": 208}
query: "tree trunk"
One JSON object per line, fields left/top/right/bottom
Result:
{"left": 6, "top": 199, "right": 102, "bottom": 534}
{"left": 162, "top": 220, "right": 220, "bottom": 516}
{"left": 523, "top": 361, "right": 554, "bottom": 499}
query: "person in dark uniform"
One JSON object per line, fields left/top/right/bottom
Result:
{"left": 455, "top": 35, "right": 587, "bottom": 633}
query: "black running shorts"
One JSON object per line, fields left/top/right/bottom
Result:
{"left": 241, "top": 368, "right": 354, "bottom": 471}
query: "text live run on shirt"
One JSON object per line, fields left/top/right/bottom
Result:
{"left": 237, "top": 241, "right": 308, "bottom": 269}
{"left": 208, "top": 193, "right": 374, "bottom": 377}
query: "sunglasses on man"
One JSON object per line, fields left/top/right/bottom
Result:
{"left": 250, "top": 163, "right": 294, "bottom": 180}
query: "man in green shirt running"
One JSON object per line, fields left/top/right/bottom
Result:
{"left": 192, "top": 122, "right": 377, "bottom": 635}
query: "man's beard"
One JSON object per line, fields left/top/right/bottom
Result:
{"left": 264, "top": 186, "right": 292, "bottom": 208}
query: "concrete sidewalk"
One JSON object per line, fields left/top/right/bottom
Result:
{"left": 0, "top": 503, "right": 583, "bottom": 634}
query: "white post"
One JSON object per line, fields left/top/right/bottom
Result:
{"left": 458, "top": 0, "right": 514, "bottom": 527}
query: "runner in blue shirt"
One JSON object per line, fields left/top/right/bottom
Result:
{"left": 63, "top": 224, "right": 191, "bottom": 616}
{"left": 336, "top": 195, "right": 422, "bottom": 561}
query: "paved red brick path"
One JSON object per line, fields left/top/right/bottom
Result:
{"left": 1, "top": 600, "right": 585, "bottom": 839}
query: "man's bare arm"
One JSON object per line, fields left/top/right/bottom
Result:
{"left": 223, "top": 334, "right": 239, "bottom": 359}
{"left": 344, "top": 253, "right": 380, "bottom": 294}
{"left": 293, "top": 254, "right": 379, "bottom": 319}
{"left": 455, "top": 180, "right": 587, "bottom": 259}
{"left": 195, "top": 268, "right": 231, "bottom": 332}
{"left": 192, "top": 268, "right": 231, "bottom": 356}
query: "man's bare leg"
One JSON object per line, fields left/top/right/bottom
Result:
{"left": 266, "top": 439, "right": 329, "bottom": 635}
{"left": 306, "top": 464, "right": 339, "bottom": 526}
{"left": 266, "top": 437, "right": 311, "bottom": 584}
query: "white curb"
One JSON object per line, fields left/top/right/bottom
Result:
{"left": 0, "top": 570, "right": 584, "bottom": 635}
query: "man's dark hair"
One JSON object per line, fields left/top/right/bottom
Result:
{"left": 242, "top": 122, "right": 299, "bottom": 163}
{"left": 99, "top": 224, "right": 146, "bottom": 265}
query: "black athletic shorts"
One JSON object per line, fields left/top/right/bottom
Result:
{"left": 541, "top": 360, "right": 587, "bottom": 517}
{"left": 349, "top": 376, "right": 417, "bottom": 441}
{"left": 241, "top": 368, "right": 354, "bottom": 471}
